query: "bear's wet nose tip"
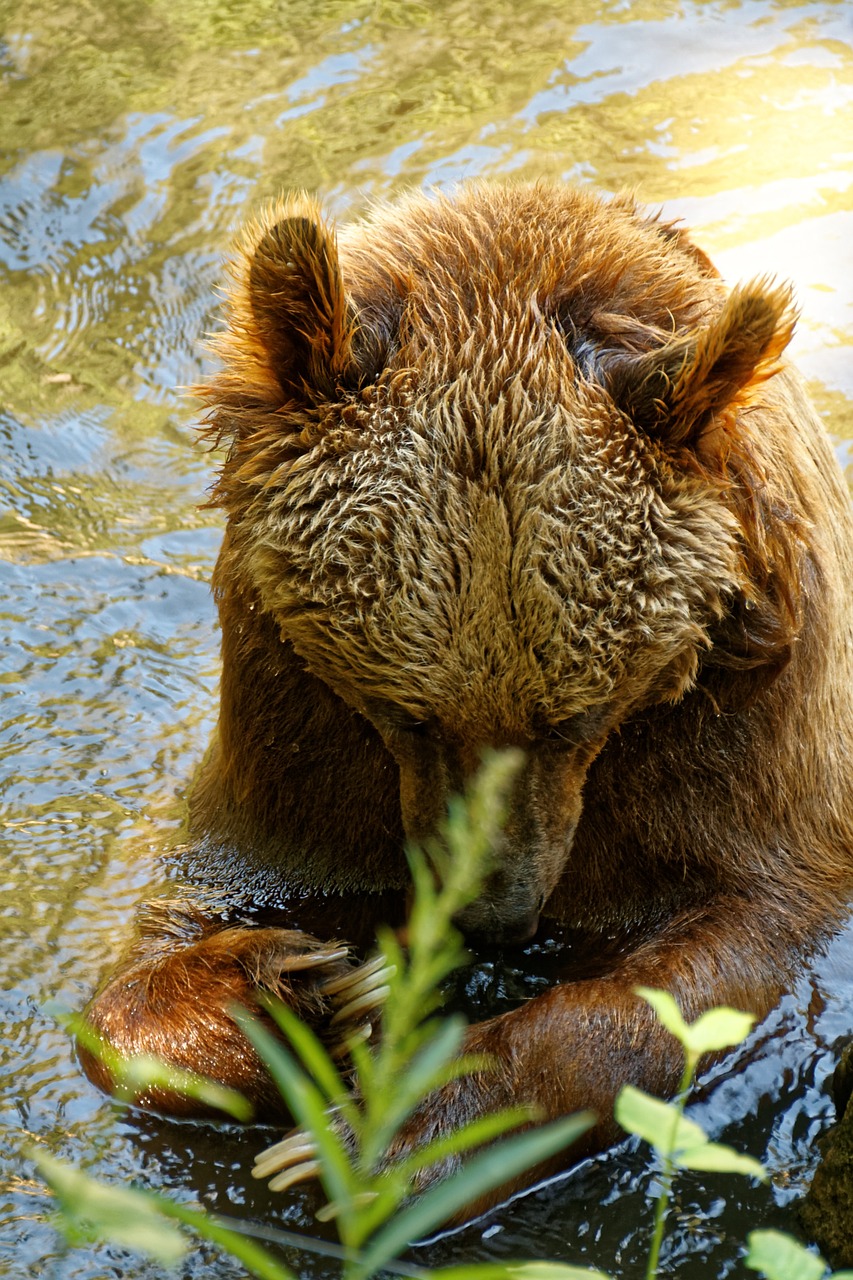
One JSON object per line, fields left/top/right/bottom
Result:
{"left": 452, "top": 905, "right": 541, "bottom": 947}
{"left": 500, "top": 911, "right": 541, "bottom": 945}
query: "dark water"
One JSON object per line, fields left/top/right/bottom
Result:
{"left": 1, "top": 1, "right": 852, "bottom": 1276}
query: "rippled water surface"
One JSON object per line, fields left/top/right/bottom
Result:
{"left": 2, "top": 2, "right": 852, "bottom": 1277}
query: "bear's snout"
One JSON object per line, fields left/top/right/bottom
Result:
{"left": 394, "top": 740, "right": 584, "bottom": 946}
{"left": 452, "top": 893, "right": 543, "bottom": 946}
{"left": 451, "top": 854, "right": 553, "bottom": 946}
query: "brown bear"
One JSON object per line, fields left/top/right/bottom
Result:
{"left": 81, "top": 183, "right": 853, "bottom": 1208}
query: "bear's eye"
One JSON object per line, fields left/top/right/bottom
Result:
{"left": 362, "top": 700, "right": 437, "bottom": 742}
{"left": 393, "top": 718, "right": 432, "bottom": 738}
{"left": 539, "top": 705, "right": 613, "bottom": 749}
{"left": 539, "top": 721, "right": 584, "bottom": 749}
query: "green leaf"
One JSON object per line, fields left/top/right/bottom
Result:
{"left": 506, "top": 1266, "right": 612, "bottom": 1280}
{"left": 51, "top": 1004, "right": 253, "bottom": 1121}
{"left": 745, "top": 1229, "right": 828, "bottom": 1280}
{"left": 433, "top": 1265, "right": 611, "bottom": 1280}
{"left": 634, "top": 989, "right": 755, "bottom": 1057}
{"left": 261, "top": 996, "right": 352, "bottom": 1114}
{"left": 614, "top": 1086, "right": 707, "bottom": 1156}
{"left": 236, "top": 1011, "right": 355, "bottom": 1213}
{"left": 155, "top": 1200, "right": 299, "bottom": 1280}
{"left": 394, "top": 1106, "right": 534, "bottom": 1181}
{"left": 674, "top": 1141, "right": 766, "bottom": 1180}
{"left": 119, "top": 1054, "right": 253, "bottom": 1121}
{"left": 389, "top": 1016, "right": 468, "bottom": 1109}
{"left": 615, "top": 1087, "right": 765, "bottom": 1178}
{"left": 355, "top": 1111, "right": 595, "bottom": 1278}
{"left": 362, "top": 1017, "right": 468, "bottom": 1163}
{"left": 33, "top": 1151, "right": 187, "bottom": 1266}
{"left": 681, "top": 1007, "right": 756, "bottom": 1056}
{"left": 634, "top": 988, "right": 689, "bottom": 1046}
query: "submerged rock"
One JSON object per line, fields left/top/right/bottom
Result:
{"left": 801, "top": 1043, "right": 853, "bottom": 1267}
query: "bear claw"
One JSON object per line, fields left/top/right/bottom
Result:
{"left": 321, "top": 953, "right": 394, "bottom": 999}
{"left": 323, "top": 954, "right": 394, "bottom": 1043}
{"left": 329, "top": 981, "right": 392, "bottom": 1027}
{"left": 329, "top": 1022, "right": 372, "bottom": 1059}
{"left": 254, "top": 953, "right": 394, "bottom": 1191}
{"left": 253, "top": 1130, "right": 321, "bottom": 1189}
{"left": 282, "top": 945, "right": 350, "bottom": 972}
{"left": 267, "top": 1160, "right": 321, "bottom": 1194}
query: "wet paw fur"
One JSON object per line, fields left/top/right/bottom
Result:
{"left": 80, "top": 899, "right": 393, "bottom": 1118}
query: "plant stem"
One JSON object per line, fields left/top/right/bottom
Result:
{"left": 644, "top": 1053, "right": 697, "bottom": 1280}
{"left": 166, "top": 1204, "right": 432, "bottom": 1280}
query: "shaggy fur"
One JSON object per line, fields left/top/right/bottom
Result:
{"left": 83, "top": 183, "right": 853, "bottom": 1208}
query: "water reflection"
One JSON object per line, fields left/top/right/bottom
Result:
{"left": 1, "top": 0, "right": 852, "bottom": 1276}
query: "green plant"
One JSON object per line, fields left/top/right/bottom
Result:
{"left": 614, "top": 989, "right": 764, "bottom": 1278}
{"left": 31, "top": 754, "right": 851, "bottom": 1280}
{"left": 611, "top": 991, "right": 853, "bottom": 1280}
{"left": 34, "top": 753, "right": 601, "bottom": 1279}
{"left": 745, "top": 1230, "right": 853, "bottom": 1280}
{"left": 238, "top": 749, "right": 599, "bottom": 1279}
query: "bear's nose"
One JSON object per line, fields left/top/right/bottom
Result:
{"left": 452, "top": 899, "right": 542, "bottom": 947}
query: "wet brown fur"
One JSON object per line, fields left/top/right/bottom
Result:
{"left": 83, "top": 183, "right": 853, "bottom": 1211}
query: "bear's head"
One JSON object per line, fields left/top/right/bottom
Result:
{"left": 203, "top": 185, "right": 799, "bottom": 943}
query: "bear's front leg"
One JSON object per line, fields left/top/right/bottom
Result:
{"left": 257, "top": 893, "right": 800, "bottom": 1215}
{"left": 80, "top": 899, "right": 389, "bottom": 1119}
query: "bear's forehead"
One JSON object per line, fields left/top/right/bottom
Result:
{"left": 338, "top": 184, "right": 715, "bottom": 372}
{"left": 251, "top": 380, "right": 731, "bottom": 732}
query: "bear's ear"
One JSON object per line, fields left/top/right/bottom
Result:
{"left": 605, "top": 279, "right": 796, "bottom": 449}
{"left": 247, "top": 202, "right": 380, "bottom": 400}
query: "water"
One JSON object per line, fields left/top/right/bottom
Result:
{"left": 1, "top": 1, "right": 852, "bottom": 1276}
